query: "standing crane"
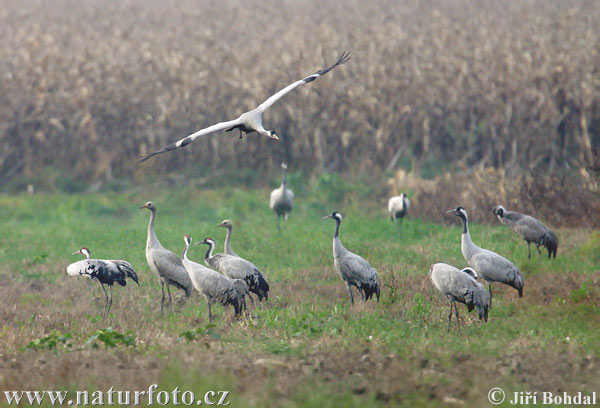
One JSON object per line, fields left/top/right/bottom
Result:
{"left": 270, "top": 163, "right": 294, "bottom": 231}
{"left": 493, "top": 205, "right": 559, "bottom": 258}
{"left": 323, "top": 212, "right": 380, "bottom": 304}
{"left": 181, "top": 235, "right": 248, "bottom": 322}
{"left": 200, "top": 237, "right": 270, "bottom": 301}
{"left": 388, "top": 192, "right": 410, "bottom": 228}
{"left": 67, "top": 247, "right": 139, "bottom": 318}
{"left": 140, "top": 201, "right": 193, "bottom": 314}
{"left": 430, "top": 263, "right": 489, "bottom": 332}
{"left": 448, "top": 206, "right": 524, "bottom": 308}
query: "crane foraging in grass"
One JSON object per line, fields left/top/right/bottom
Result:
{"left": 270, "top": 163, "right": 294, "bottom": 231}
{"left": 430, "top": 263, "right": 489, "bottom": 332}
{"left": 323, "top": 212, "right": 380, "bottom": 305}
{"left": 181, "top": 235, "right": 248, "bottom": 322}
{"left": 492, "top": 205, "right": 558, "bottom": 258}
{"left": 140, "top": 51, "right": 350, "bottom": 161}
{"left": 67, "top": 247, "right": 139, "bottom": 318}
{"left": 448, "top": 206, "right": 524, "bottom": 308}
{"left": 140, "top": 201, "right": 193, "bottom": 314}
{"left": 201, "top": 237, "right": 270, "bottom": 302}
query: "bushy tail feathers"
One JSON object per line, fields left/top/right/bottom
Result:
{"left": 544, "top": 229, "right": 559, "bottom": 258}
{"left": 248, "top": 271, "right": 270, "bottom": 301}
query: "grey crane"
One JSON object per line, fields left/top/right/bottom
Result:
{"left": 448, "top": 206, "right": 524, "bottom": 308}
{"left": 140, "top": 52, "right": 350, "bottom": 161}
{"left": 200, "top": 237, "right": 270, "bottom": 301}
{"left": 388, "top": 193, "right": 410, "bottom": 227}
{"left": 429, "top": 263, "right": 489, "bottom": 332}
{"left": 323, "top": 212, "right": 380, "bottom": 304}
{"left": 67, "top": 247, "right": 139, "bottom": 318}
{"left": 270, "top": 163, "right": 294, "bottom": 231}
{"left": 493, "top": 205, "right": 559, "bottom": 258}
{"left": 140, "top": 201, "right": 193, "bottom": 314}
{"left": 181, "top": 235, "right": 248, "bottom": 322}
{"left": 216, "top": 219, "right": 239, "bottom": 257}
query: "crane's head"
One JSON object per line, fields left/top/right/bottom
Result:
{"left": 199, "top": 237, "right": 216, "bottom": 248}
{"left": 268, "top": 130, "right": 279, "bottom": 140}
{"left": 461, "top": 267, "right": 478, "bottom": 280}
{"left": 184, "top": 234, "right": 192, "bottom": 246}
{"left": 492, "top": 205, "right": 506, "bottom": 218}
{"left": 281, "top": 162, "right": 287, "bottom": 170}
{"left": 447, "top": 206, "right": 468, "bottom": 220}
{"left": 139, "top": 201, "right": 156, "bottom": 211}
{"left": 72, "top": 247, "right": 91, "bottom": 258}
{"left": 401, "top": 192, "right": 408, "bottom": 199}
{"left": 322, "top": 211, "right": 343, "bottom": 222}
{"left": 216, "top": 219, "right": 233, "bottom": 228}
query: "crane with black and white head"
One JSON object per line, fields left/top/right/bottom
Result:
{"left": 493, "top": 205, "right": 558, "bottom": 258}
{"left": 430, "top": 263, "right": 489, "bottom": 332}
{"left": 200, "top": 237, "right": 269, "bottom": 302}
{"left": 270, "top": 163, "right": 294, "bottom": 231}
{"left": 140, "top": 52, "right": 350, "bottom": 161}
{"left": 448, "top": 206, "right": 524, "bottom": 308}
{"left": 323, "top": 212, "right": 380, "bottom": 305}
{"left": 140, "top": 201, "right": 193, "bottom": 314}
{"left": 67, "top": 247, "right": 139, "bottom": 318}
{"left": 181, "top": 235, "right": 248, "bottom": 322}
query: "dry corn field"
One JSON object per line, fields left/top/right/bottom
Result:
{"left": 1, "top": 0, "right": 599, "bottom": 188}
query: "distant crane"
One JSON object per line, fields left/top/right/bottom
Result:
{"left": 201, "top": 237, "right": 270, "bottom": 301}
{"left": 430, "top": 263, "right": 489, "bottom": 332}
{"left": 216, "top": 219, "right": 239, "bottom": 257}
{"left": 388, "top": 192, "right": 410, "bottom": 227}
{"left": 270, "top": 163, "right": 294, "bottom": 231}
{"left": 323, "top": 212, "right": 380, "bottom": 304}
{"left": 448, "top": 206, "right": 524, "bottom": 308}
{"left": 140, "top": 52, "right": 350, "bottom": 161}
{"left": 67, "top": 247, "right": 139, "bottom": 318}
{"left": 140, "top": 201, "right": 193, "bottom": 314}
{"left": 181, "top": 235, "right": 248, "bottom": 322}
{"left": 493, "top": 205, "right": 558, "bottom": 258}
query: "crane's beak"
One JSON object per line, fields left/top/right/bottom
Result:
{"left": 71, "top": 250, "right": 81, "bottom": 256}
{"left": 139, "top": 204, "right": 147, "bottom": 209}
{"left": 270, "top": 133, "right": 279, "bottom": 140}
{"left": 322, "top": 215, "right": 332, "bottom": 220}
{"left": 216, "top": 223, "right": 224, "bottom": 228}
{"left": 446, "top": 209, "right": 455, "bottom": 214}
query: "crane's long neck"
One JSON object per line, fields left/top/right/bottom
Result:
{"left": 224, "top": 227, "right": 234, "bottom": 255}
{"left": 281, "top": 167, "right": 287, "bottom": 188}
{"left": 332, "top": 218, "right": 345, "bottom": 257}
{"left": 459, "top": 215, "right": 479, "bottom": 261}
{"left": 204, "top": 243, "right": 214, "bottom": 262}
{"left": 182, "top": 242, "right": 190, "bottom": 261}
{"left": 146, "top": 209, "right": 160, "bottom": 249}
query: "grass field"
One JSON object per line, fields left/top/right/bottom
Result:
{"left": 1, "top": 186, "right": 599, "bottom": 407}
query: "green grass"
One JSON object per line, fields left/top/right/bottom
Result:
{"left": 0, "top": 186, "right": 599, "bottom": 407}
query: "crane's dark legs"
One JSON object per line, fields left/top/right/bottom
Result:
{"left": 284, "top": 213, "right": 288, "bottom": 229}
{"left": 454, "top": 300, "right": 460, "bottom": 331}
{"left": 160, "top": 281, "right": 165, "bottom": 315}
{"left": 277, "top": 215, "right": 281, "bottom": 233}
{"left": 208, "top": 302, "right": 213, "bottom": 323}
{"left": 447, "top": 299, "right": 453, "bottom": 332}
{"left": 359, "top": 289, "right": 366, "bottom": 302}
{"left": 527, "top": 242, "right": 531, "bottom": 259}
{"left": 106, "top": 285, "right": 113, "bottom": 318}
{"left": 346, "top": 282, "right": 354, "bottom": 305}
{"left": 100, "top": 283, "right": 109, "bottom": 318}
{"left": 488, "top": 284, "right": 493, "bottom": 309}
{"left": 166, "top": 284, "right": 173, "bottom": 311}
{"left": 536, "top": 245, "right": 541, "bottom": 256}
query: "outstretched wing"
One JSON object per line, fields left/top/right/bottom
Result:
{"left": 140, "top": 118, "right": 240, "bottom": 161}
{"left": 256, "top": 51, "right": 350, "bottom": 113}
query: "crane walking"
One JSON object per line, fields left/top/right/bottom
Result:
{"left": 67, "top": 247, "right": 139, "bottom": 318}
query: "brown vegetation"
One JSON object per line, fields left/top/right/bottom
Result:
{"left": 1, "top": 0, "right": 599, "bottom": 189}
